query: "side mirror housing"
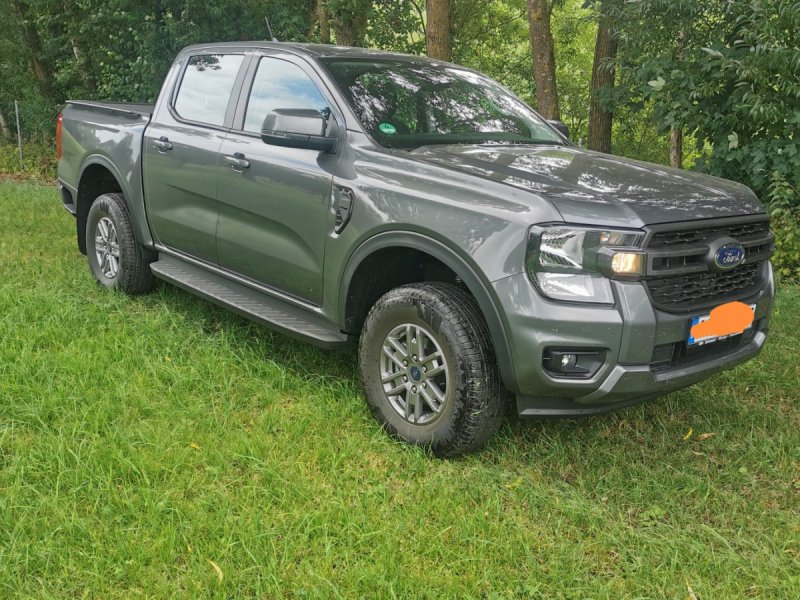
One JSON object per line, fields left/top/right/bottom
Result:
{"left": 261, "top": 108, "right": 337, "bottom": 153}
{"left": 547, "top": 119, "right": 570, "bottom": 140}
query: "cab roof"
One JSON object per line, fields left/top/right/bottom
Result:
{"left": 179, "top": 41, "right": 449, "bottom": 64}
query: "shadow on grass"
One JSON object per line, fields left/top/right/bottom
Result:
{"left": 130, "top": 279, "right": 734, "bottom": 466}
{"left": 140, "top": 282, "right": 359, "bottom": 383}
{"left": 129, "top": 271, "right": 799, "bottom": 478}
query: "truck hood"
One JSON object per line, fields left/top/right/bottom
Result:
{"left": 410, "top": 144, "right": 764, "bottom": 227}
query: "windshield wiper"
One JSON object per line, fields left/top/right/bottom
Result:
{"left": 478, "top": 139, "right": 564, "bottom": 147}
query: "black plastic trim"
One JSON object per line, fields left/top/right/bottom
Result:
{"left": 340, "top": 231, "right": 519, "bottom": 394}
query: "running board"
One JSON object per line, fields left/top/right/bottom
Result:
{"left": 150, "top": 255, "right": 349, "bottom": 349}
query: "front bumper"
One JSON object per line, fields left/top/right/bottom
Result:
{"left": 494, "top": 262, "right": 775, "bottom": 417}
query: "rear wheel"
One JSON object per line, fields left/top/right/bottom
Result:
{"left": 359, "top": 282, "right": 505, "bottom": 457}
{"left": 86, "top": 193, "right": 155, "bottom": 295}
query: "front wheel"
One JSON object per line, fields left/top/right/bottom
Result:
{"left": 86, "top": 192, "right": 155, "bottom": 295}
{"left": 359, "top": 282, "right": 505, "bottom": 457}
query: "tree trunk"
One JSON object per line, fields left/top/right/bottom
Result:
{"left": 669, "top": 30, "right": 685, "bottom": 168}
{"left": 426, "top": 0, "right": 452, "bottom": 61}
{"left": 526, "top": 0, "right": 560, "bottom": 120}
{"left": 64, "top": 2, "right": 96, "bottom": 93}
{"left": 0, "top": 108, "right": 11, "bottom": 140}
{"left": 12, "top": 0, "right": 53, "bottom": 101}
{"left": 670, "top": 127, "right": 683, "bottom": 169}
{"left": 588, "top": 20, "right": 618, "bottom": 153}
{"left": 330, "top": 0, "right": 370, "bottom": 47}
{"left": 317, "top": 0, "right": 331, "bottom": 43}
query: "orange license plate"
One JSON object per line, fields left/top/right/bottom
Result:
{"left": 687, "top": 302, "right": 756, "bottom": 346}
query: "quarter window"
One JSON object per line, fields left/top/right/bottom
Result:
{"left": 243, "top": 57, "right": 329, "bottom": 133}
{"left": 174, "top": 54, "right": 244, "bottom": 126}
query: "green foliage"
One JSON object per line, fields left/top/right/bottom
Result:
{"left": 0, "top": 0, "right": 317, "bottom": 137}
{"left": 772, "top": 215, "right": 800, "bottom": 282}
{"left": 0, "top": 141, "right": 56, "bottom": 181}
{"left": 618, "top": 0, "right": 800, "bottom": 208}
{"left": 768, "top": 171, "right": 800, "bottom": 281}
{"left": 551, "top": 1, "right": 593, "bottom": 143}
{"left": 368, "top": 1, "right": 425, "bottom": 54}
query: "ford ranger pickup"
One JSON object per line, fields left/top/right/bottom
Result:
{"left": 56, "top": 42, "right": 775, "bottom": 456}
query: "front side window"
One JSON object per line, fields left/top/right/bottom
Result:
{"left": 243, "top": 57, "right": 329, "bottom": 133}
{"left": 174, "top": 54, "right": 244, "bottom": 126}
{"left": 321, "top": 58, "right": 563, "bottom": 150}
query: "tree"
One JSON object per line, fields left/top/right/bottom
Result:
{"left": 368, "top": 0, "right": 426, "bottom": 55}
{"left": 317, "top": 0, "right": 331, "bottom": 43}
{"left": 327, "top": 0, "right": 372, "bottom": 46}
{"left": 587, "top": 0, "right": 619, "bottom": 153}
{"left": 11, "top": 0, "right": 54, "bottom": 102}
{"left": 426, "top": 0, "right": 452, "bottom": 60}
{"left": 526, "top": 0, "right": 559, "bottom": 120}
{"left": 614, "top": 0, "right": 799, "bottom": 207}
{"left": 0, "top": 108, "right": 11, "bottom": 139}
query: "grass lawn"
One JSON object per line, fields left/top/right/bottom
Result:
{"left": 0, "top": 181, "right": 798, "bottom": 598}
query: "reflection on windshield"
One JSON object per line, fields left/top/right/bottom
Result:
{"left": 322, "top": 58, "right": 562, "bottom": 150}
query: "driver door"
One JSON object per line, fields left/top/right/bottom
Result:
{"left": 215, "top": 54, "right": 341, "bottom": 305}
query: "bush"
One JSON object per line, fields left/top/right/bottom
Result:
{"left": 771, "top": 216, "right": 800, "bottom": 283}
{"left": 0, "top": 142, "right": 57, "bottom": 183}
{"left": 767, "top": 171, "right": 800, "bottom": 282}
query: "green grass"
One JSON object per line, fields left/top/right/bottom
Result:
{"left": 0, "top": 181, "right": 798, "bottom": 599}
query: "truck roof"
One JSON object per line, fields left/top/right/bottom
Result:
{"left": 179, "top": 41, "right": 444, "bottom": 64}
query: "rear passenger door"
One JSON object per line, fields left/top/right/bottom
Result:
{"left": 215, "top": 53, "right": 343, "bottom": 305}
{"left": 143, "top": 52, "right": 248, "bottom": 264}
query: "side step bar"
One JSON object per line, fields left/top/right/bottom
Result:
{"left": 150, "top": 255, "right": 349, "bottom": 349}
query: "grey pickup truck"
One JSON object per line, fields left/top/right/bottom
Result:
{"left": 57, "top": 42, "right": 775, "bottom": 456}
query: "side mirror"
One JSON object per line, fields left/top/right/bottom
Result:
{"left": 547, "top": 119, "right": 570, "bottom": 140}
{"left": 261, "top": 108, "right": 337, "bottom": 152}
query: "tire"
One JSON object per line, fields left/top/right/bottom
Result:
{"left": 359, "top": 282, "right": 505, "bottom": 458}
{"left": 86, "top": 192, "right": 155, "bottom": 295}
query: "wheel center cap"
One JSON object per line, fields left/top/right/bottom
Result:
{"left": 409, "top": 365, "right": 422, "bottom": 382}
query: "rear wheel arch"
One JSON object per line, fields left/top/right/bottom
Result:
{"left": 75, "top": 158, "right": 132, "bottom": 254}
{"left": 339, "top": 231, "right": 519, "bottom": 394}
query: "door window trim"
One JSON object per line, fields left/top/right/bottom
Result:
{"left": 168, "top": 51, "right": 252, "bottom": 132}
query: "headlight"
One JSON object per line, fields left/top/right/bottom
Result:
{"left": 526, "top": 225, "right": 645, "bottom": 304}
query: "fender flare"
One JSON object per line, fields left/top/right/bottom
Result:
{"left": 76, "top": 155, "right": 152, "bottom": 249}
{"left": 339, "top": 231, "right": 519, "bottom": 394}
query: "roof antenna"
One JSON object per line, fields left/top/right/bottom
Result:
{"left": 264, "top": 16, "right": 279, "bottom": 42}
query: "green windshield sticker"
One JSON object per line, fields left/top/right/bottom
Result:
{"left": 378, "top": 122, "right": 397, "bottom": 135}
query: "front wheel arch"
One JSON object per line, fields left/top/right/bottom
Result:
{"left": 339, "top": 231, "right": 519, "bottom": 395}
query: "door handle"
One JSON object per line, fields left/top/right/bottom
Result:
{"left": 153, "top": 136, "right": 173, "bottom": 152}
{"left": 223, "top": 153, "right": 250, "bottom": 171}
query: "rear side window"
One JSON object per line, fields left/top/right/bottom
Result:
{"left": 243, "top": 57, "right": 329, "bottom": 133}
{"left": 174, "top": 54, "right": 244, "bottom": 126}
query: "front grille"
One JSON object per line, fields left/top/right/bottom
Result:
{"left": 646, "top": 262, "right": 761, "bottom": 310}
{"left": 648, "top": 220, "right": 770, "bottom": 249}
{"left": 643, "top": 216, "right": 773, "bottom": 312}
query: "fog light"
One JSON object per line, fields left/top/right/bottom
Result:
{"left": 611, "top": 252, "right": 644, "bottom": 275}
{"left": 543, "top": 348, "right": 606, "bottom": 379}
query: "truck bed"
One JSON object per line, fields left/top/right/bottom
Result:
{"left": 58, "top": 100, "right": 155, "bottom": 250}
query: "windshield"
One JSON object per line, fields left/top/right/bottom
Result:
{"left": 321, "top": 58, "right": 564, "bottom": 150}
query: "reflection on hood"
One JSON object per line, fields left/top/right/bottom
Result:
{"left": 411, "top": 144, "right": 763, "bottom": 226}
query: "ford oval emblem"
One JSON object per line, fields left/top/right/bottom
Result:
{"left": 714, "top": 243, "right": 746, "bottom": 269}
